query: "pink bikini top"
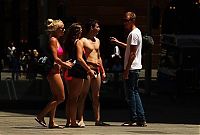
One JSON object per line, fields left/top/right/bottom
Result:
{"left": 57, "top": 46, "right": 64, "bottom": 57}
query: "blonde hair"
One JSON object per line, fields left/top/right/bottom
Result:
{"left": 46, "top": 19, "right": 64, "bottom": 32}
{"left": 126, "top": 11, "right": 136, "bottom": 22}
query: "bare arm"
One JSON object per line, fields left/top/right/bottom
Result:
{"left": 99, "top": 57, "right": 105, "bottom": 74}
{"left": 76, "top": 39, "right": 95, "bottom": 77}
{"left": 97, "top": 48, "right": 105, "bottom": 74}
{"left": 123, "top": 45, "right": 138, "bottom": 79}
{"left": 110, "top": 37, "right": 127, "bottom": 48}
{"left": 99, "top": 57, "right": 106, "bottom": 80}
{"left": 50, "top": 37, "right": 73, "bottom": 69}
{"left": 125, "top": 45, "right": 137, "bottom": 70}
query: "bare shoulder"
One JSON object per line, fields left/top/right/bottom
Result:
{"left": 49, "top": 37, "right": 57, "bottom": 47}
{"left": 94, "top": 37, "right": 99, "bottom": 41}
{"left": 50, "top": 37, "right": 57, "bottom": 42}
{"left": 76, "top": 38, "right": 84, "bottom": 47}
{"left": 79, "top": 37, "right": 89, "bottom": 45}
{"left": 80, "top": 37, "right": 88, "bottom": 42}
{"left": 78, "top": 38, "right": 85, "bottom": 43}
{"left": 94, "top": 37, "right": 100, "bottom": 44}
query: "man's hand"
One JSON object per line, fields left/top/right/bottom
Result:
{"left": 110, "top": 37, "right": 119, "bottom": 44}
{"left": 101, "top": 72, "right": 106, "bottom": 81}
{"left": 123, "top": 69, "right": 129, "bottom": 79}
{"left": 87, "top": 69, "right": 96, "bottom": 78}
{"left": 110, "top": 37, "right": 127, "bottom": 48}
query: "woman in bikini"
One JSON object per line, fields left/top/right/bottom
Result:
{"left": 63, "top": 23, "right": 89, "bottom": 128}
{"left": 35, "top": 19, "right": 74, "bottom": 129}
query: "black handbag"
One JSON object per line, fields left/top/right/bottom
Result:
{"left": 37, "top": 55, "right": 54, "bottom": 77}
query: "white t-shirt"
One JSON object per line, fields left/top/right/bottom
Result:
{"left": 124, "top": 28, "right": 142, "bottom": 70}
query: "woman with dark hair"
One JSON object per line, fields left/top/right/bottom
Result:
{"left": 63, "top": 23, "right": 87, "bottom": 128}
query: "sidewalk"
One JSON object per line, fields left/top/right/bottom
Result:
{"left": 1, "top": 93, "right": 200, "bottom": 135}
{"left": 0, "top": 109, "right": 199, "bottom": 135}
{"left": 1, "top": 70, "right": 200, "bottom": 134}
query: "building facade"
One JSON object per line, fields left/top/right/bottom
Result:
{"left": 2, "top": 0, "right": 199, "bottom": 69}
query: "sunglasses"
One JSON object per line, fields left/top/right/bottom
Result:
{"left": 123, "top": 19, "right": 133, "bottom": 23}
{"left": 59, "top": 27, "right": 65, "bottom": 32}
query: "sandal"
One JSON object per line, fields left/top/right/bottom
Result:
{"left": 70, "top": 123, "right": 83, "bottom": 128}
{"left": 35, "top": 117, "right": 47, "bottom": 127}
{"left": 49, "top": 125, "right": 63, "bottom": 129}
{"left": 95, "top": 121, "right": 110, "bottom": 126}
{"left": 64, "top": 123, "right": 71, "bottom": 128}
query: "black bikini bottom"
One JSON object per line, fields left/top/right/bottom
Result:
{"left": 68, "top": 64, "right": 87, "bottom": 79}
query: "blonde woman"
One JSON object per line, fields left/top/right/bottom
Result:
{"left": 35, "top": 19, "right": 74, "bottom": 129}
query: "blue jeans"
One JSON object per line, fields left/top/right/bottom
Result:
{"left": 125, "top": 70, "right": 146, "bottom": 122}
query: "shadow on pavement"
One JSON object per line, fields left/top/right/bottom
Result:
{"left": 1, "top": 91, "right": 200, "bottom": 125}
{"left": 0, "top": 77, "right": 200, "bottom": 125}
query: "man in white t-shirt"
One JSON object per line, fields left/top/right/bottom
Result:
{"left": 110, "top": 11, "right": 147, "bottom": 127}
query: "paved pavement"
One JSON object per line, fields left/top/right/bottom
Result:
{"left": 1, "top": 94, "right": 200, "bottom": 135}
{"left": 0, "top": 109, "right": 199, "bottom": 135}
{"left": 1, "top": 70, "right": 200, "bottom": 134}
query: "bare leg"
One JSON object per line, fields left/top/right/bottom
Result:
{"left": 65, "top": 80, "right": 71, "bottom": 126}
{"left": 90, "top": 73, "right": 101, "bottom": 122}
{"left": 36, "top": 100, "right": 57, "bottom": 123}
{"left": 36, "top": 74, "right": 65, "bottom": 127}
{"left": 68, "top": 78, "right": 84, "bottom": 126}
{"left": 77, "top": 78, "right": 90, "bottom": 124}
{"left": 48, "top": 74, "right": 65, "bottom": 126}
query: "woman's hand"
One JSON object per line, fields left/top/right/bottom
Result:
{"left": 65, "top": 59, "right": 74, "bottom": 69}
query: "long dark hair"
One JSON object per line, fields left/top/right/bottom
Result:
{"left": 64, "top": 23, "right": 82, "bottom": 60}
